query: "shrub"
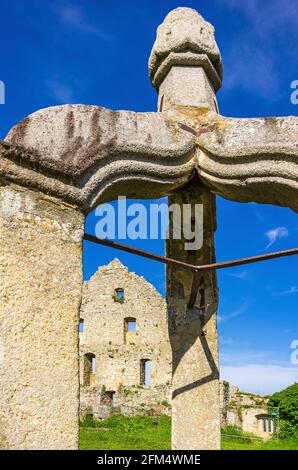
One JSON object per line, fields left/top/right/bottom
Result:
{"left": 161, "top": 400, "right": 170, "bottom": 408}
{"left": 268, "top": 383, "right": 298, "bottom": 438}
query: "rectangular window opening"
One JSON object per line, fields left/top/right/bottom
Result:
{"left": 103, "top": 391, "right": 116, "bottom": 407}
{"left": 124, "top": 317, "right": 137, "bottom": 344}
{"left": 114, "top": 288, "right": 124, "bottom": 303}
{"left": 140, "top": 359, "right": 152, "bottom": 387}
{"left": 127, "top": 320, "right": 136, "bottom": 332}
{"left": 83, "top": 353, "right": 96, "bottom": 386}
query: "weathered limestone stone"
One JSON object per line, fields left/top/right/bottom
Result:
{"left": 220, "top": 381, "right": 272, "bottom": 439}
{"left": 79, "top": 260, "right": 172, "bottom": 418}
{"left": 149, "top": 7, "right": 223, "bottom": 90}
{"left": 180, "top": 110, "right": 298, "bottom": 212}
{"left": 0, "top": 6, "right": 297, "bottom": 450}
{"left": 3, "top": 108, "right": 196, "bottom": 210}
{"left": 149, "top": 8, "right": 222, "bottom": 113}
{"left": 0, "top": 180, "right": 83, "bottom": 449}
{"left": 167, "top": 179, "right": 220, "bottom": 449}
{"left": 149, "top": 8, "right": 221, "bottom": 450}
{"left": 2, "top": 68, "right": 297, "bottom": 213}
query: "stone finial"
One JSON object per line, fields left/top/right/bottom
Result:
{"left": 149, "top": 8, "right": 223, "bottom": 92}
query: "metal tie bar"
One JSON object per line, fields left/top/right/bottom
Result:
{"left": 84, "top": 233, "right": 298, "bottom": 309}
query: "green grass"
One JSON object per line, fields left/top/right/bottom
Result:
{"left": 79, "top": 416, "right": 298, "bottom": 450}
{"left": 221, "top": 426, "right": 298, "bottom": 450}
{"left": 79, "top": 415, "right": 171, "bottom": 450}
{"left": 221, "top": 435, "right": 298, "bottom": 450}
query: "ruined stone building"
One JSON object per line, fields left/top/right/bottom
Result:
{"left": 79, "top": 259, "right": 277, "bottom": 439}
{"left": 220, "top": 381, "right": 276, "bottom": 439}
{"left": 79, "top": 259, "right": 172, "bottom": 418}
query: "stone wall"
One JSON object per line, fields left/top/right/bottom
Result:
{"left": 219, "top": 381, "right": 275, "bottom": 438}
{"left": 0, "top": 182, "right": 83, "bottom": 449}
{"left": 79, "top": 259, "right": 172, "bottom": 419}
{"left": 79, "top": 260, "right": 276, "bottom": 440}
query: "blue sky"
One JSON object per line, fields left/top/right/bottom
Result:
{"left": 0, "top": 0, "right": 297, "bottom": 395}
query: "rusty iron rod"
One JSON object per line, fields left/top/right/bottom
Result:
{"left": 199, "top": 248, "right": 298, "bottom": 271}
{"left": 84, "top": 233, "right": 196, "bottom": 271}
{"left": 83, "top": 233, "right": 298, "bottom": 272}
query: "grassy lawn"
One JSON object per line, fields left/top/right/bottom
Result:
{"left": 221, "top": 426, "right": 298, "bottom": 450}
{"left": 79, "top": 415, "right": 298, "bottom": 450}
{"left": 222, "top": 436, "right": 298, "bottom": 450}
{"left": 80, "top": 415, "right": 171, "bottom": 450}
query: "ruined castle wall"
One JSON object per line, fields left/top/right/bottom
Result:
{"left": 226, "top": 407, "right": 273, "bottom": 439}
{"left": 79, "top": 259, "right": 172, "bottom": 417}
{"left": 79, "top": 260, "right": 274, "bottom": 434}
{"left": 219, "top": 380, "right": 230, "bottom": 427}
{"left": 220, "top": 380, "right": 273, "bottom": 438}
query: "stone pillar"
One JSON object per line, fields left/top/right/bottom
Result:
{"left": 149, "top": 8, "right": 222, "bottom": 449}
{"left": 157, "top": 65, "right": 219, "bottom": 112}
{"left": 0, "top": 181, "right": 83, "bottom": 449}
{"left": 167, "top": 179, "right": 220, "bottom": 450}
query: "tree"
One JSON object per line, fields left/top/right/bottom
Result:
{"left": 268, "top": 383, "right": 298, "bottom": 437}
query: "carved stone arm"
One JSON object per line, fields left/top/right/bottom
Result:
{"left": 192, "top": 113, "right": 298, "bottom": 212}
{"left": 2, "top": 104, "right": 196, "bottom": 212}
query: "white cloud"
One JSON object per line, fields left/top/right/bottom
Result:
{"left": 273, "top": 286, "right": 298, "bottom": 296}
{"left": 223, "top": 44, "right": 280, "bottom": 100}
{"left": 216, "top": 0, "right": 298, "bottom": 99}
{"left": 219, "top": 336, "right": 249, "bottom": 347}
{"left": 219, "top": 0, "right": 298, "bottom": 32}
{"left": 220, "top": 348, "right": 275, "bottom": 366}
{"left": 45, "top": 78, "right": 74, "bottom": 103}
{"left": 218, "top": 302, "right": 248, "bottom": 324}
{"left": 218, "top": 0, "right": 298, "bottom": 33}
{"left": 228, "top": 270, "right": 250, "bottom": 281}
{"left": 221, "top": 363, "right": 298, "bottom": 395}
{"left": 250, "top": 203, "right": 265, "bottom": 222}
{"left": 265, "top": 226, "right": 288, "bottom": 249}
{"left": 55, "top": 3, "right": 113, "bottom": 41}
